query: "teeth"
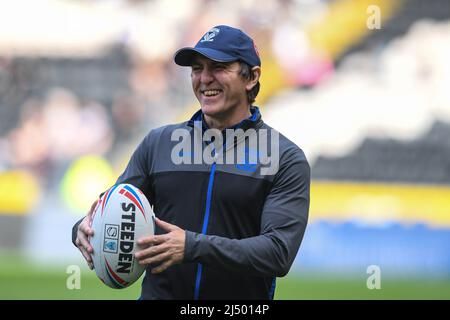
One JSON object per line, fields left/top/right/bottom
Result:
{"left": 203, "top": 90, "right": 221, "bottom": 96}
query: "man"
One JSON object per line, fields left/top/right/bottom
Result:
{"left": 73, "top": 25, "right": 310, "bottom": 300}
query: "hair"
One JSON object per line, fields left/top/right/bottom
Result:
{"left": 239, "top": 61, "right": 260, "bottom": 104}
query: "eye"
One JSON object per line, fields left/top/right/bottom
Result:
{"left": 191, "top": 65, "right": 202, "bottom": 72}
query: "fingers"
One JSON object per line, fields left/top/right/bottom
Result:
{"left": 88, "top": 199, "right": 99, "bottom": 217}
{"left": 81, "top": 248, "right": 94, "bottom": 269}
{"left": 76, "top": 217, "right": 94, "bottom": 263}
{"left": 137, "top": 234, "right": 167, "bottom": 247}
{"left": 155, "top": 217, "right": 179, "bottom": 232}
{"left": 135, "top": 243, "right": 168, "bottom": 261}
{"left": 75, "top": 237, "right": 93, "bottom": 269}
{"left": 77, "top": 227, "right": 93, "bottom": 252}
{"left": 80, "top": 214, "right": 95, "bottom": 237}
{"left": 137, "top": 250, "right": 172, "bottom": 267}
{"left": 151, "top": 259, "right": 173, "bottom": 274}
{"left": 133, "top": 219, "right": 185, "bottom": 274}
{"left": 79, "top": 222, "right": 94, "bottom": 238}
{"left": 75, "top": 199, "right": 99, "bottom": 270}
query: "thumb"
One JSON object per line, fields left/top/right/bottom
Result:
{"left": 88, "top": 199, "right": 99, "bottom": 218}
{"left": 155, "top": 217, "right": 178, "bottom": 232}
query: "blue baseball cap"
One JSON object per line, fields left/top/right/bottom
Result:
{"left": 174, "top": 25, "right": 261, "bottom": 67}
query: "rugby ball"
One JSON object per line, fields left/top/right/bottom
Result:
{"left": 89, "top": 183, "right": 155, "bottom": 289}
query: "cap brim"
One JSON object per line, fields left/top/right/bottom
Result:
{"left": 174, "top": 47, "right": 237, "bottom": 66}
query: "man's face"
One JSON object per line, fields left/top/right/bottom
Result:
{"left": 190, "top": 55, "right": 248, "bottom": 119}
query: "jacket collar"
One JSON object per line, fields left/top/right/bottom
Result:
{"left": 187, "top": 106, "right": 262, "bottom": 131}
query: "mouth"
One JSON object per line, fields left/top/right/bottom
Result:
{"left": 200, "top": 89, "right": 223, "bottom": 97}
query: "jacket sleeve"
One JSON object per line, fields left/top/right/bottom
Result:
{"left": 71, "top": 131, "right": 153, "bottom": 248}
{"left": 184, "top": 149, "right": 310, "bottom": 277}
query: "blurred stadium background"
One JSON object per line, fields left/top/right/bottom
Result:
{"left": 1, "top": 0, "right": 450, "bottom": 299}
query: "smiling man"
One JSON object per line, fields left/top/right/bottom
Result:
{"left": 190, "top": 56, "right": 257, "bottom": 130}
{"left": 72, "top": 25, "right": 310, "bottom": 300}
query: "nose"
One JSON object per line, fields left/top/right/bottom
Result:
{"left": 200, "top": 67, "right": 214, "bottom": 84}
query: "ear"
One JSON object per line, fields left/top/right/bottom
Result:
{"left": 245, "top": 66, "right": 261, "bottom": 91}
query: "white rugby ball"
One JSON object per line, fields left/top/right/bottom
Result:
{"left": 89, "top": 183, "right": 155, "bottom": 289}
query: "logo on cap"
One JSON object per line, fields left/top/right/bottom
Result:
{"left": 200, "top": 27, "right": 220, "bottom": 43}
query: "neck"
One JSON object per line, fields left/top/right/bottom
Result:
{"left": 204, "top": 106, "right": 252, "bottom": 131}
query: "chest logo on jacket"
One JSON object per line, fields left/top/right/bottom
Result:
{"left": 170, "top": 121, "right": 280, "bottom": 175}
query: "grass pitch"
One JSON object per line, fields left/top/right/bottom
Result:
{"left": 1, "top": 253, "right": 449, "bottom": 300}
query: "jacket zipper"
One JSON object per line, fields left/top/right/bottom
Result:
{"left": 194, "top": 162, "right": 216, "bottom": 300}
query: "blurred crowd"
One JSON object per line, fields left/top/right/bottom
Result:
{"left": 0, "top": 0, "right": 332, "bottom": 191}
{"left": 265, "top": 18, "right": 450, "bottom": 166}
{"left": 0, "top": 0, "right": 449, "bottom": 197}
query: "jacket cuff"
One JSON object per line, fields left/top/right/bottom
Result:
{"left": 71, "top": 218, "right": 84, "bottom": 247}
{"left": 184, "top": 230, "right": 203, "bottom": 262}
